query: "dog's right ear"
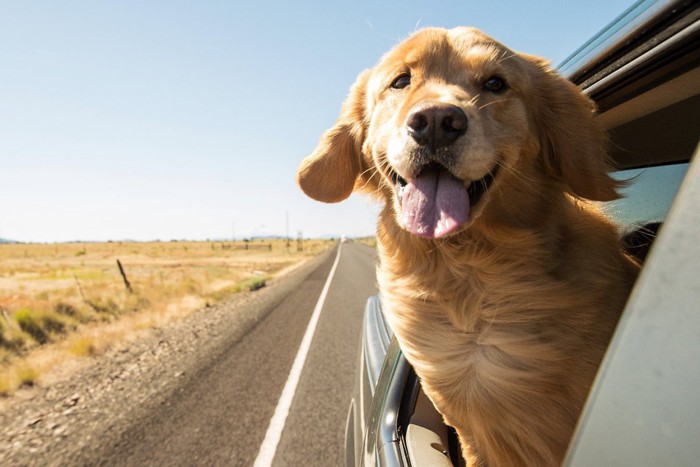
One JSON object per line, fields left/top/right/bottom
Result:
{"left": 296, "top": 69, "right": 371, "bottom": 203}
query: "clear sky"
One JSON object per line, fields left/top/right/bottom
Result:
{"left": 1, "top": 0, "right": 635, "bottom": 243}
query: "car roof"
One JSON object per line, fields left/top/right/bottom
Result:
{"left": 560, "top": 0, "right": 700, "bottom": 169}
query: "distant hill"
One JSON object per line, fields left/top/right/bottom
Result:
{"left": 0, "top": 238, "right": 17, "bottom": 244}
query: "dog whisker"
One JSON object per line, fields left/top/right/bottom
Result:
{"left": 356, "top": 165, "right": 386, "bottom": 194}
{"left": 414, "top": 18, "right": 423, "bottom": 32}
{"left": 478, "top": 98, "right": 513, "bottom": 110}
{"left": 359, "top": 165, "right": 379, "bottom": 181}
{"left": 492, "top": 159, "right": 545, "bottom": 198}
{"left": 357, "top": 156, "right": 399, "bottom": 195}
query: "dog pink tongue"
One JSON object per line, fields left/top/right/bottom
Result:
{"left": 399, "top": 169, "right": 470, "bottom": 238}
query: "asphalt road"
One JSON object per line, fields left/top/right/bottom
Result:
{"left": 89, "top": 241, "right": 377, "bottom": 466}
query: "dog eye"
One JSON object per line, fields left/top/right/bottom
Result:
{"left": 483, "top": 76, "right": 507, "bottom": 93}
{"left": 390, "top": 73, "right": 411, "bottom": 89}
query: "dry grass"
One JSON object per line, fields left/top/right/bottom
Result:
{"left": 354, "top": 236, "right": 377, "bottom": 248}
{"left": 0, "top": 239, "right": 333, "bottom": 395}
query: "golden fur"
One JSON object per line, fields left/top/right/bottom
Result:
{"left": 297, "top": 27, "right": 639, "bottom": 466}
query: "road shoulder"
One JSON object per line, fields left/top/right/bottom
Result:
{"left": 0, "top": 247, "right": 335, "bottom": 465}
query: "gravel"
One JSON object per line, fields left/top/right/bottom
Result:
{"left": 0, "top": 250, "right": 330, "bottom": 466}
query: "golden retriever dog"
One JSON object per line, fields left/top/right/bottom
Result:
{"left": 296, "top": 27, "right": 639, "bottom": 466}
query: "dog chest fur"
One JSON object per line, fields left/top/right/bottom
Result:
{"left": 375, "top": 201, "right": 636, "bottom": 466}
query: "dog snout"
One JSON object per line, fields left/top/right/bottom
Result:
{"left": 406, "top": 103, "right": 468, "bottom": 150}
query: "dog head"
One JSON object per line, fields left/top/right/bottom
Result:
{"left": 297, "top": 27, "right": 621, "bottom": 239}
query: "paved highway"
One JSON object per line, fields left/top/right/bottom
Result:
{"left": 87, "top": 241, "right": 377, "bottom": 466}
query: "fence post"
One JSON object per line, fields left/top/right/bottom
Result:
{"left": 74, "top": 274, "right": 87, "bottom": 302}
{"left": 116, "top": 259, "right": 133, "bottom": 293}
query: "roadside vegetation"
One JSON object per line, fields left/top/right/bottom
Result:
{"left": 0, "top": 239, "right": 335, "bottom": 395}
{"left": 354, "top": 236, "right": 377, "bottom": 248}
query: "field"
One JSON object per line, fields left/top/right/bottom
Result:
{"left": 0, "top": 239, "right": 334, "bottom": 395}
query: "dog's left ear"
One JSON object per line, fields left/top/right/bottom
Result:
{"left": 296, "top": 70, "right": 371, "bottom": 203}
{"left": 526, "top": 56, "right": 622, "bottom": 201}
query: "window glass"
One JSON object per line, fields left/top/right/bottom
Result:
{"left": 602, "top": 163, "right": 689, "bottom": 229}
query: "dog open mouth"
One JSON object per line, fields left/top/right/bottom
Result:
{"left": 394, "top": 163, "right": 497, "bottom": 239}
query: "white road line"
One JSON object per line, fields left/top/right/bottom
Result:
{"left": 253, "top": 243, "right": 343, "bottom": 467}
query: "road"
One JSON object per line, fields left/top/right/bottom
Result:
{"left": 87, "top": 241, "right": 377, "bottom": 466}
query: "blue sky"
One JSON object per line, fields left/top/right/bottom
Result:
{"left": 1, "top": 0, "right": 635, "bottom": 242}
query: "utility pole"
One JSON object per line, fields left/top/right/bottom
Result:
{"left": 286, "top": 212, "right": 290, "bottom": 248}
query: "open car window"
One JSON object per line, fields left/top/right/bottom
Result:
{"left": 605, "top": 162, "right": 689, "bottom": 228}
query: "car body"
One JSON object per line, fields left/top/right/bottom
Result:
{"left": 345, "top": 1, "right": 700, "bottom": 465}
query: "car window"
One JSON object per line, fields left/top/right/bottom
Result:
{"left": 603, "top": 162, "right": 690, "bottom": 228}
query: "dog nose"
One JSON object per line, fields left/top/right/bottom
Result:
{"left": 406, "top": 103, "right": 468, "bottom": 149}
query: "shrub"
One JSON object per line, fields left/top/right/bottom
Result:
{"left": 55, "top": 302, "right": 80, "bottom": 317}
{"left": 14, "top": 308, "right": 71, "bottom": 345}
{"left": 70, "top": 337, "right": 97, "bottom": 357}
{"left": 123, "top": 293, "right": 150, "bottom": 313}
{"left": 14, "top": 309, "right": 49, "bottom": 344}
{"left": 0, "top": 320, "right": 5, "bottom": 348}
{"left": 17, "top": 365, "right": 39, "bottom": 388}
{"left": 87, "top": 297, "right": 120, "bottom": 315}
{"left": 245, "top": 275, "right": 268, "bottom": 291}
{"left": 207, "top": 275, "right": 269, "bottom": 302}
{"left": 41, "top": 312, "right": 68, "bottom": 334}
{"left": 0, "top": 319, "right": 30, "bottom": 352}
{"left": 0, "top": 374, "right": 11, "bottom": 396}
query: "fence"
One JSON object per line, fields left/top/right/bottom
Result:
{"left": 224, "top": 243, "right": 273, "bottom": 251}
